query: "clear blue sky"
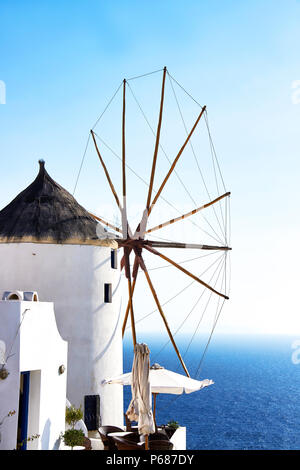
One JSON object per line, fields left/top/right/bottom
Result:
{"left": 0, "top": 0, "right": 300, "bottom": 336}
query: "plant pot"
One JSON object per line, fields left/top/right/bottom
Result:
{"left": 164, "top": 426, "right": 177, "bottom": 439}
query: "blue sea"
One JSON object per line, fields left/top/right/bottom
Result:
{"left": 122, "top": 334, "right": 300, "bottom": 450}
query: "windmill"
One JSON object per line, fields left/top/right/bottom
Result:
{"left": 87, "top": 67, "right": 231, "bottom": 378}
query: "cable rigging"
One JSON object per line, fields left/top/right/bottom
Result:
{"left": 71, "top": 66, "right": 231, "bottom": 381}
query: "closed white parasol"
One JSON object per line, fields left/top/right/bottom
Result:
{"left": 125, "top": 343, "right": 155, "bottom": 440}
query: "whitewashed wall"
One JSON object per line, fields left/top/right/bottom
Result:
{"left": 170, "top": 427, "right": 186, "bottom": 450}
{"left": 0, "top": 300, "right": 68, "bottom": 450}
{"left": 0, "top": 243, "right": 124, "bottom": 427}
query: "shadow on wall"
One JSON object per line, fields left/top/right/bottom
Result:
{"left": 94, "top": 296, "right": 123, "bottom": 364}
{"left": 41, "top": 418, "right": 51, "bottom": 450}
{"left": 94, "top": 255, "right": 111, "bottom": 270}
{"left": 91, "top": 274, "right": 122, "bottom": 316}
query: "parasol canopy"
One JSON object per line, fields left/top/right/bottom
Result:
{"left": 104, "top": 362, "right": 214, "bottom": 395}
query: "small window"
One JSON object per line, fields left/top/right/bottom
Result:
{"left": 111, "top": 249, "right": 117, "bottom": 269}
{"left": 104, "top": 283, "right": 112, "bottom": 303}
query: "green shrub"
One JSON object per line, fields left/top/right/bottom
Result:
{"left": 167, "top": 420, "right": 179, "bottom": 430}
{"left": 65, "top": 405, "right": 83, "bottom": 428}
{"left": 62, "top": 428, "right": 85, "bottom": 449}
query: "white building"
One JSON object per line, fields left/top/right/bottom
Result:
{"left": 0, "top": 160, "right": 124, "bottom": 437}
{"left": 0, "top": 297, "right": 68, "bottom": 450}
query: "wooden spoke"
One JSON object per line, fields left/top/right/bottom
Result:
{"left": 147, "top": 240, "right": 231, "bottom": 251}
{"left": 119, "top": 241, "right": 230, "bottom": 275}
{"left": 123, "top": 247, "right": 132, "bottom": 279}
{"left": 120, "top": 253, "right": 126, "bottom": 271}
{"left": 139, "top": 255, "right": 190, "bottom": 377}
{"left": 89, "top": 212, "right": 122, "bottom": 234}
{"left": 91, "top": 70, "right": 230, "bottom": 366}
{"left": 122, "top": 251, "right": 142, "bottom": 338}
{"left": 128, "top": 68, "right": 167, "bottom": 243}
{"left": 146, "top": 191, "right": 231, "bottom": 234}
{"left": 127, "top": 104, "right": 207, "bottom": 244}
{"left": 144, "top": 245, "right": 229, "bottom": 300}
{"left": 117, "top": 239, "right": 231, "bottom": 257}
{"left": 124, "top": 247, "right": 137, "bottom": 346}
{"left": 127, "top": 277, "right": 137, "bottom": 346}
{"left": 132, "top": 251, "right": 140, "bottom": 279}
{"left": 148, "top": 105, "right": 206, "bottom": 216}
{"left": 91, "top": 130, "right": 122, "bottom": 211}
{"left": 122, "top": 274, "right": 138, "bottom": 338}
{"left": 146, "top": 66, "right": 167, "bottom": 211}
{"left": 122, "top": 79, "right": 128, "bottom": 238}
{"left": 122, "top": 79, "right": 126, "bottom": 199}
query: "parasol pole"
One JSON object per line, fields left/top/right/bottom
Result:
{"left": 152, "top": 393, "right": 158, "bottom": 432}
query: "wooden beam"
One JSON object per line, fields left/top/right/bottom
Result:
{"left": 132, "top": 252, "right": 140, "bottom": 279}
{"left": 89, "top": 212, "right": 122, "bottom": 234}
{"left": 121, "top": 79, "right": 129, "bottom": 238}
{"left": 119, "top": 238, "right": 230, "bottom": 271}
{"left": 90, "top": 130, "right": 122, "bottom": 210}
{"left": 140, "top": 255, "right": 190, "bottom": 377}
{"left": 125, "top": 67, "right": 167, "bottom": 245}
{"left": 122, "top": 79, "right": 126, "bottom": 200}
{"left": 127, "top": 277, "right": 137, "bottom": 346}
{"left": 123, "top": 246, "right": 131, "bottom": 279}
{"left": 123, "top": 248, "right": 137, "bottom": 346}
{"left": 147, "top": 240, "right": 231, "bottom": 251}
{"left": 148, "top": 105, "right": 206, "bottom": 216}
{"left": 116, "top": 238, "right": 230, "bottom": 251}
{"left": 122, "top": 275, "right": 137, "bottom": 337}
{"left": 144, "top": 245, "right": 229, "bottom": 300}
{"left": 146, "top": 66, "right": 167, "bottom": 211}
{"left": 146, "top": 192, "right": 231, "bottom": 234}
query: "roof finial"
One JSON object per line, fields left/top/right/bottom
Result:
{"left": 37, "top": 159, "right": 46, "bottom": 177}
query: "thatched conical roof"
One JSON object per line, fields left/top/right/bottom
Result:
{"left": 0, "top": 160, "right": 116, "bottom": 247}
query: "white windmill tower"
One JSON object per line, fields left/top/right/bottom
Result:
{"left": 0, "top": 160, "right": 124, "bottom": 427}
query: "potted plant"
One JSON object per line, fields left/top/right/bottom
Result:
{"left": 61, "top": 405, "right": 86, "bottom": 450}
{"left": 163, "top": 420, "right": 180, "bottom": 439}
{"left": 61, "top": 428, "right": 85, "bottom": 450}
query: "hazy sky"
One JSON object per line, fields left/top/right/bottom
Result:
{"left": 0, "top": 0, "right": 300, "bottom": 339}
